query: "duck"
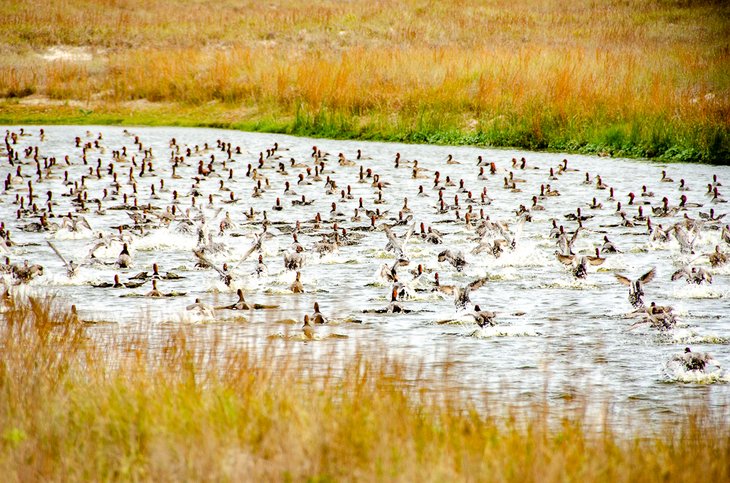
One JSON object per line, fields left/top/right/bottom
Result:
{"left": 660, "top": 170, "right": 674, "bottom": 183}
{"left": 588, "top": 197, "right": 603, "bottom": 210}
{"left": 566, "top": 208, "right": 593, "bottom": 224}
{"left": 640, "top": 185, "right": 654, "bottom": 197}
{"left": 437, "top": 249, "right": 467, "bottom": 272}
{"left": 311, "top": 302, "right": 327, "bottom": 324}
{"left": 554, "top": 252, "right": 598, "bottom": 279}
{"left": 679, "top": 194, "right": 703, "bottom": 209}
{"left": 145, "top": 279, "right": 163, "bottom": 297}
{"left": 643, "top": 303, "right": 677, "bottom": 331}
{"left": 531, "top": 196, "right": 545, "bottom": 211}
{"left": 708, "top": 245, "right": 727, "bottom": 267}
{"left": 116, "top": 243, "right": 133, "bottom": 268}
{"left": 385, "top": 287, "right": 409, "bottom": 313}
{"left": 615, "top": 268, "right": 656, "bottom": 308}
{"left": 302, "top": 314, "right": 316, "bottom": 340}
{"left": 445, "top": 154, "right": 460, "bottom": 165}
{"left": 435, "top": 276, "right": 488, "bottom": 309}
{"left": 186, "top": 298, "right": 215, "bottom": 318}
{"left": 290, "top": 271, "right": 305, "bottom": 293}
{"left": 671, "top": 266, "right": 712, "bottom": 284}
{"left": 218, "top": 289, "right": 250, "bottom": 310}
{"left": 673, "top": 347, "right": 716, "bottom": 372}
{"left": 470, "top": 305, "right": 497, "bottom": 328}
{"left": 46, "top": 240, "right": 79, "bottom": 277}
{"left": 699, "top": 208, "right": 725, "bottom": 222}
{"left": 647, "top": 218, "right": 671, "bottom": 243}
{"left": 601, "top": 236, "right": 620, "bottom": 253}
{"left": 9, "top": 261, "right": 44, "bottom": 283}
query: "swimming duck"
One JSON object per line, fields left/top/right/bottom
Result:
{"left": 588, "top": 197, "right": 603, "bottom": 210}
{"left": 186, "top": 298, "right": 215, "bottom": 318}
{"left": 290, "top": 271, "right": 304, "bottom": 293}
{"left": 601, "top": 236, "right": 620, "bottom": 253}
{"left": 564, "top": 207, "right": 593, "bottom": 222}
{"left": 699, "top": 208, "right": 725, "bottom": 222}
{"left": 660, "top": 170, "right": 674, "bottom": 183}
{"left": 679, "top": 194, "right": 703, "bottom": 209}
{"left": 385, "top": 287, "right": 409, "bottom": 313}
{"left": 302, "top": 314, "right": 316, "bottom": 340}
{"left": 311, "top": 302, "right": 327, "bottom": 324}
{"left": 145, "top": 279, "right": 163, "bottom": 297}
{"left": 218, "top": 289, "right": 250, "bottom": 310}
{"left": 255, "top": 255, "right": 268, "bottom": 277}
{"left": 116, "top": 243, "right": 133, "bottom": 268}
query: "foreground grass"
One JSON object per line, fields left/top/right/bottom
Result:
{"left": 0, "top": 0, "right": 728, "bottom": 162}
{"left": 0, "top": 296, "right": 729, "bottom": 481}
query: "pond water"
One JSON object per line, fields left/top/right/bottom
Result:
{"left": 2, "top": 125, "right": 729, "bottom": 426}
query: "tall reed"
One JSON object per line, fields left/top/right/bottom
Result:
{"left": 0, "top": 0, "right": 728, "bottom": 161}
{"left": 1, "top": 296, "right": 728, "bottom": 481}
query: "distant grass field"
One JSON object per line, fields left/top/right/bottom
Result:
{"left": 0, "top": 296, "right": 728, "bottom": 481}
{"left": 0, "top": 0, "right": 728, "bottom": 162}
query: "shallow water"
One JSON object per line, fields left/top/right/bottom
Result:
{"left": 2, "top": 126, "right": 729, "bottom": 425}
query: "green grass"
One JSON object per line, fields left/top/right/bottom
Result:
{"left": 2, "top": 99, "right": 727, "bottom": 163}
{"left": 0, "top": 0, "right": 728, "bottom": 163}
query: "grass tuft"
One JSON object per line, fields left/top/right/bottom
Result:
{"left": 0, "top": 296, "right": 729, "bottom": 480}
{"left": 0, "top": 0, "right": 728, "bottom": 161}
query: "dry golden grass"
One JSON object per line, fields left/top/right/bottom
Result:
{"left": 0, "top": 0, "right": 728, "bottom": 161}
{"left": 0, "top": 295, "right": 729, "bottom": 481}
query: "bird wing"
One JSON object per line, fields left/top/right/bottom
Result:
{"left": 46, "top": 241, "right": 70, "bottom": 270}
{"left": 512, "top": 216, "right": 526, "bottom": 245}
{"left": 614, "top": 273, "right": 632, "bottom": 286}
{"left": 193, "top": 250, "right": 228, "bottom": 278}
{"left": 78, "top": 216, "right": 92, "bottom": 231}
{"left": 639, "top": 267, "right": 656, "bottom": 284}
{"left": 586, "top": 256, "right": 605, "bottom": 266}
{"left": 467, "top": 277, "right": 489, "bottom": 291}
{"left": 235, "top": 230, "right": 265, "bottom": 267}
{"left": 402, "top": 222, "right": 416, "bottom": 248}
{"left": 436, "top": 285, "right": 456, "bottom": 295}
{"left": 555, "top": 252, "right": 575, "bottom": 265}
{"left": 383, "top": 225, "right": 401, "bottom": 250}
{"left": 569, "top": 226, "right": 582, "bottom": 246}
{"left": 671, "top": 267, "right": 688, "bottom": 281}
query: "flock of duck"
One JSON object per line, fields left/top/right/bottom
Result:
{"left": 0, "top": 126, "right": 728, "bottom": 381}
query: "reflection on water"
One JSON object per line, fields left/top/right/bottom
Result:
{"left": 1, "top": 126, "right": 729, "bottom": 425}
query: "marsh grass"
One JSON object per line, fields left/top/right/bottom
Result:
{"left": 0, "top": 295, "right": 729, "bottom": 481}
{"left": 0, "top": 0, "right": 728, "bottom": 161}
